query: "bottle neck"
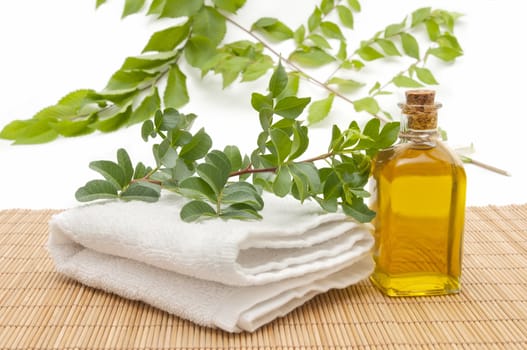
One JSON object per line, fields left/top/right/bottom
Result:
{"left": 399, "top": 128, "right": 439, "bottom": 147}
{"left": 398, "top": 102, "right": 442, "bottom": 147}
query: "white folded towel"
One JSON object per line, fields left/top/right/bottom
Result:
{"left": 48, "top": 193, "right": 374, "bottom": 332}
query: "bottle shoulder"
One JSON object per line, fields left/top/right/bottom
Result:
{"left": 373, "top": 140, "right": 465, "bottom": 177}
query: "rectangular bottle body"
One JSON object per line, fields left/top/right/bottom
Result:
{"left": 370, "top": 142, "right": 466, "bottom": 296}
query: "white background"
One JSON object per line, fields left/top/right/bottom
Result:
{"left": 0, "top": 0, "right": 525, "bottom": 209}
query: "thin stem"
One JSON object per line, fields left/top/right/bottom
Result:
{"left": 228, "top": 152, "right": 334, "bottom": 177}
{"left": 460, "top": 156, "right": 511, "bottom": 177}
{"left": 130, "top": 166, "right": 162, "bottom": 186}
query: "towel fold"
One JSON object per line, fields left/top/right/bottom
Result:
{"left": 48, "top": 193, "right": 374, "bottom": 332}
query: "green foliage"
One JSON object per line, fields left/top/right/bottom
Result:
{"left": 2, "top": 0, "right": 465, "bottom": 223}
{"left": 1, "top": 0, "right": 463, "bottom": 143}
{"left": 76, "top": 148, "right": 160, "bottom": 202}
{"left": 76, "top": 65, "right": 399, "bottom": 222}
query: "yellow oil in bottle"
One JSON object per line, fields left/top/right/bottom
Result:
{"left": 369, "top": 90, "right": 466, "bottom": 297}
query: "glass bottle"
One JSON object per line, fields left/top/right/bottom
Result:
{"left": 370, "top": 90, "right": 466, "bottom": 297}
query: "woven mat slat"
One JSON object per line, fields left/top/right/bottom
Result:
{"left": 1, "top": 206, "right": 527, "bottom": 349}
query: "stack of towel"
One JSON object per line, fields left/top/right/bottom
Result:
{"left": 48, "top": 193, "right": 374, "bottom": 332}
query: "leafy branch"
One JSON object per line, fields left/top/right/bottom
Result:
{"left": 3, "top": 0, "right": 502, "bottom": 221}
{"left": 77, "top": 62, "right": 399, "bottom": 222}
{"left": 1, "top": 0, "right": 462, "bottom": 144}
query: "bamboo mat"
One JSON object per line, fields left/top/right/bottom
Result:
{"left": 1, "top": 205, "right": 527, "bottom": 349}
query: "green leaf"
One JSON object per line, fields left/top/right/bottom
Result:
{"left": 142, "top": 22, "right": 190, "bottom": 53}
{"left": 290, "top": 162, "right": 321, "bottom": 193}
{"left": 52, "top": 117, "right": 96, "bottom": 137}
{"left": 320, "top": 21, "right": 345, "bottom": 40}
{"left": 224, "top": 145, "right": 242, "bottom": 171}
{"left": 307, "top": 94, "right": 334, "bottom": 124}
{"left": 428, "top": 47, "right": 462, "bottom": 61}
{"left": 241, "top": 56, "right": 274, "bottom": 82}
{"left": 342, "top": 199, "right": 376, "bottom": 223}
{"left": 414, "top": 67, "right": 438, "bottom": 85}
{"left": 222, "top": 182, "right": 263, "bottom": 208}
{"left": 289, "top": 47, "right": 335, "bottom": 67}
{"left": 400, "top": 33, "right": 420, "bottom": 59}
{"left": 128, "top": 88, "right": 161, "bottom": 126}
{"left": 179, "top": 128, "right": 212, "bottom": 161}
{"left": 93, "top": 106, "right": 132, "bottom": 132}
{"left": 307, "top": 34, "right": 331, "bottom": 49}
{"left": 357, "top": 46, "right": 384, "bottom": 61}
{"left": 212, "top": 0, "right": 246, "bottom": 13}
{"left": 75, "top": 180, "right": 118, "bottom": 202}
{"left": 251, "top": 17, "right": 294, "bottom": 42}
{"left": 220, "top": 205, "right": 262, "bottom": 220}
{"left": 437, "top": 33, "right": 463, "bottom": 51}
{"left": 160, "top": 108, "right": 196, "bottom": 131}
{"left": 206, "top": 150, "right": 232, "bottom": 181}
{"left": 216, "top": 56, "right": 251, "bottom": 88}
{"left": 411, "top": 7, "right": 431, "bottom": 27}
{"left": 120, "top": 182, "right": 161, "bottom": 202}
{"left": 353, "top": 97, "right": 379, "bottom": 115}
{"left": 179, "top": 177, "right": 216, "bottom": 201}
{"left": 180, "top": 200, "right": 217, "bottom": 222}
{"left": 336, "top": 5, "right": 354, "bottom": 29}
{"left": 251, "top": 93, "right": 273, "bottom": 113}
{"left": 33, "top": 104, "right": 75, "bottom": 121}
{"left": 184, "top": 36, "right": 216, "bottom": 69}
{"left": 160, "top": 0, "right": 204, "bottom": 18}
{"left": 307, "top": 7, "right": 322, "bottom": 32}
{"left": 270, "top": 128, "right": 292, "bottom": 164}
{"left": 347, "top": 0, "right": 361, "bottom": 11}
{"left": 320, "top": 0, "right": 334, "bottom": 15}
{"left": 57, "top": 89, "right": 95, "bottom": 110}
{"left": 337, "top": 41, "right": 347, "bottom": 61}
{"left": 360, "top": 118, "right": 380, "bottom": 141}
{"left": 289, "top": 124, "right": 309, "bottom": 160}
{"left": 122, "top": 0, "right": 146, "bottom": 18}
{"left": 164, "top": 65, "right": 189, "bottom": 108}
{"left": 268, "top": 61, "right": 288, "bottom": 98}
{"left": 147, "top": 0, "right": 165, "bottom": 15}
{"left": 0, "top": 119, "right": 59, "bottom": 145}
{"left": 392, "top": 75, "right": 423, "bottom": 88}
{"left": 193, "top": 6, "right": 226, "bottom": 46}
{"left": 117, "top": 148, "right": 134, "bottom": 184}
{"left": 317, "top": 197, "right": 338, "bottom": 213}
{"left": 294, "top": 25, "right": 305, "bottom": 45}
{"left": 327, "top": 77, "right": 364, "bottom": 92}
{"left": 378, "top": 122, "right": 400, "bottom": 149}
{"left": 104, "top": 70, "right": 157, "bottom": 92}
{"left": 141, "top": 120, "right": 155, "bottom": 142}
{"left": 156, "top": 138, "right": 178, "bottom": 167}
{"left": 329, "top": 124, "right": 343, "bottom": 151}
{"left": 274, "top": 96, "right": 311, "bottom": 120}
{"left": 425, "top": 19, "right": 440, "bottom": 41}
{"left": 133, "top": 162, "right": 149, "bottom": 179}
{"left": 273, "top": 166, "right": 292, "bottom": 197}
{"left": 341, "top": 121, "right": 361, "bottom": 148}
{"left": 384, "top": 21, "right": 406, "bottom": 37}
{"left": 323, "top": 171, "right": 342, "bottom": 199}
{"left": 375, "top": 38, "right": 401, "bottom": 56}
{"left": 85, "top": 88, "right": 138, "bottom": 106}
{"left": 89, "top": 160, "right": 127, "bottom": 190}
{"left": 196, "top": 162, "right": 228, "bottom": 196}
{"left": 276, "top": 73, "right": 300, "bottom": 99}
{"left": 96, "top": 0, "right": 107, "bottom": 9}
{"left": 341, "top": 59, "right": 364, "bottom": 70}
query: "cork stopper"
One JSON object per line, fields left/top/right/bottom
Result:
{"left": 400, "top": 89, "right": 441, "bottom": 130}
{"left": 406, "top": 89, "right": 435, "bottom": 105}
